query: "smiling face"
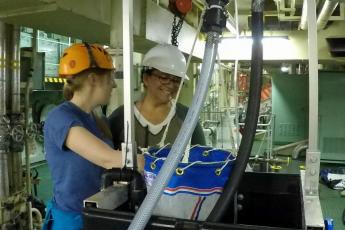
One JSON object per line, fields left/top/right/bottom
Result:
{"left": 143, "top": 69, "right": 181, "bottom": 104}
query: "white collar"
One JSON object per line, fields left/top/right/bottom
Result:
{"left": 134, "top": 102, "right": 176, "bottom": 135}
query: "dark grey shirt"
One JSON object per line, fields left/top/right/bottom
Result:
{"left": 108, "top": 103, "right": 206, "bottom": 150}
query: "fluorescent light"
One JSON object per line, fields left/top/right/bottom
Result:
{"left": 218, "top": 36, "right": 296, "bottom": 60}
{"left": 281, "top": 66, "right": 290, "bottom": 72}
{"left": 222, "top": 36, "right": 289, "bottom": 41}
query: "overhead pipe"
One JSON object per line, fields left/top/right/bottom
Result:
{"left": 0, "top": 21, "right": 10, "bottom": 199}
{"left": 317, "top": 0, "right": 339, "bottom": 30}
{"left": 207, "top": 0, "right": 264, "bottom": 222}
{"left": 301, "top": 0, "right": 341, "bottom": 30}
{"left": 128, "top": 0, "right": 229, "bottom": 229}
{"left": 300, "top": 0, "right": 308, "bottom": 30}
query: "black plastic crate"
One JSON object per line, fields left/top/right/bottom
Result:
{"left": 83, "top": 172, "right": 304, "bottom": 230}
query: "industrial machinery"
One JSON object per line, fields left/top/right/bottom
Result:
{"left": 0, "top": 23, "right": 58, "bottom": 229}
{"left": 0, "top": 24, "right": 45, "bottom": 230}
{"left": 0, "top": 0, "right": 327, "bottom": 229}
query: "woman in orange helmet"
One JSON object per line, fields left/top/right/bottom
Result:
{"left": 42, "top": 43, "right": 126, "bottom": 230}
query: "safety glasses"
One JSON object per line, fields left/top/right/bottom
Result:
{"left": 151, "top": 72, "right": 181, "bottom": 85}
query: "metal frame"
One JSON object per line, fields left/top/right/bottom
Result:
{"left": 84, "top": 184, "right": 128, "bottom": 210}
{"left": 303, "top": 0, "right": 324, "bottom": 229}
{"left": 121, "top": 0, "right": 137, "bottom": 168}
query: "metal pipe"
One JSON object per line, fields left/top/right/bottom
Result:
{"left": 0, "top": 23, "right": 6, "bottom": 116}
{"left": 292, "top": 143, "right": 308, "bottom": 159}
{"left": 301, "top": 0, "right": 340, "bottom": 30}
{"left": 300, "top": 0, "right": 308, "bottom": 30}
{"left": 317, "top": 0, "right": 339, "bottom": 30}
{"left": 11, "top": 26, "right": 21, "bottom": 113}
{"left": 31, "top": 207, "right": 42, "bottom": 227}
{"left": 10, "top": 25, "right": 23, "bottom": 193}
{"left": 25, "top": 75, "right": 33, "bottom": 195}
{"left": 207, "top": 0, "right": 264, "bottom": 221}
{"left": 0, "top": 21, "right": 9, "bottom": 199}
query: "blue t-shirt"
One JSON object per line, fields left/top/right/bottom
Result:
{"left": 44, "top": 101, "right": 114, "bottom": 213}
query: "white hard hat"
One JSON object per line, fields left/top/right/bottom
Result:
{"left": 142, "top": 44, "right": 189, "bottom": 80}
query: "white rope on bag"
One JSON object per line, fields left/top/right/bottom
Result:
{"left": 158, "top": 9, "right": 207, "bottom": 155}
{"left": 215, "top": 158, "right": 236, "bottom": 176}
{"left": 177, "top": 149, "right": 236, "bottom": 176}
{"left": 149, "top": 157, "right": 167, "bottom": 170}
{"left": 151, "top": 144, "right": 200, "bottom": 171}
{"left": 181, "top": 144, "right": 201, "bottom": 162}
{"left": 152, "top": 143, "right": 171, "bottom": 156}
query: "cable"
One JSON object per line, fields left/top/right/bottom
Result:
{"left": 207, "top": 0, "right": 264, "bottom": 222}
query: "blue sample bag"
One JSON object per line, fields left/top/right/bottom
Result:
{"left": 144, "top": 145, "right": 236, "bottom": 221}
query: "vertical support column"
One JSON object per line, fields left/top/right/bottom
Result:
{"left": 305, "top": 0, "right": 320, "bottom": 197}
{"left": 108, "top": 0, "right": 124, "bottom": 115}
{"left": 121, "top": 0, "right": 137, "bottom": 168}
{"left": 302, "top": 0, "right": 324, "bottom": 229}
{"left": 0, "top": 21, "right": 9, "bottom": 199}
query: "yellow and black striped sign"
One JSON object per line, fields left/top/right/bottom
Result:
{"left": 44, "top": 77, "right": 66, "bottom": 84}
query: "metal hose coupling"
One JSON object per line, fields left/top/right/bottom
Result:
{"left": 202, "top": 0, "right": 229, "bottom": 34}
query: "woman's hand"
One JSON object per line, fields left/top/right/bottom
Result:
{"left": 137, "top": 154, "right": 145, "bottom": 173}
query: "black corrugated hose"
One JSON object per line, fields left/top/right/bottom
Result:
{"left": 207, "top": 0, "right": 265, "bottom": 222}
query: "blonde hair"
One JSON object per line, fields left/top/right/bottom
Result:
{"left": 63, "top": 68, "right": 113, "bottom": 140}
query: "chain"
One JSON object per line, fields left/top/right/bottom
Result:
{"left": 171, "top": 14, "right": 185, "bottom": 46}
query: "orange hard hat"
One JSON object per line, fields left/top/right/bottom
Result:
{"left": 59, "top": 43, "right": 115, "bottom": 77}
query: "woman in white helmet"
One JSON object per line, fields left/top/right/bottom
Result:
{"left": 108, "top": 44, "right": 205, "bottom": 149}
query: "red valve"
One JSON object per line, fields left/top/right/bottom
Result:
{"left": 176, "top": 0, "right": 192, "bottom": 14}
{"left": 169, "top": 0, "right": 192, "bottom": 16}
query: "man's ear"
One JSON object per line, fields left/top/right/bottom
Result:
{"left": 142, "top": 73, "right": 149, "bottom": 88}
